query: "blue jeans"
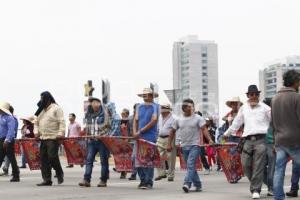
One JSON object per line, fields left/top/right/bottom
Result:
{"left": 182, "top": 145, "right": 202, "bottom": 188}
{"left": 83, "top": 140, "right": 110, "bottom": 183}
{"left": 273, "top": 145, "right": 300, "bottom": 200}
{"left": 290, "top": 161, "right": 300, "bottom": 191}
{"left": 137, "top": 167, "right": 154, "bottom": 186}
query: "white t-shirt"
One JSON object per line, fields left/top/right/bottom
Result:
{"left": 172, "top": 114, "right": 206, "bottom": 147}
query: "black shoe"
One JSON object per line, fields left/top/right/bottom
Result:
{"left": 57, "top": 175, "right": 64, "bottom": 184}
{"left": 10, "top": 177, "right": 20, "bottom": 182}
{"left": 66, "top": 165, "right": 74, "bottom": 168}
{"left": 37, "top": 181, "right": 53, "bottom": 186}
{"left": 155, "top": 175, "right": 167, "bottom": 181}
{"left": 19, "top": 166, "right": 26, "bottom": 169}
{"left": 128, "top": 176, "right": 136, "bottom": 180}
{"left": 286, "top": 190, "right": 298, "bottom": 197}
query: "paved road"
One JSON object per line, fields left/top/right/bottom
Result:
{"left": 0, "top": 158, "right": 297, "bottom": 200}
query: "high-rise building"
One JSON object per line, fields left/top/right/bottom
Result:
{"left": 259, "top": 55, "right": 300, "bottom": 99}
{"left": 172, "top": 35, "right": 219, "bottom": 118}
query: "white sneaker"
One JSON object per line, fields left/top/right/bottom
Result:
{"left": 204, "top": 169, "right": 210, "bottom": 175}
{"left": 252, "top": 192, "right": 260, "bottom": 199}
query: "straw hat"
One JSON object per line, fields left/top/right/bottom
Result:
{"left": 20, "top": 116, "right": 35, "bottom": 124}
{"left": 0, "top": 101, "right": 12, "bottom": 115}
{"left": 160, "top": 103, "right": 172, "bottom": 112}
{"left": 226, "top": 97, "right": 243, "bottom": 108}
{"left": 137, "top": 88, "right": 159, "bottom": 98}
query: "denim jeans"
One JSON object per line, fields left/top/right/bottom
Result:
{"left": 137, "top": 167, "right": 154, "bottom": 186}
{"left": 290, "top": 160, "right": 300, "bottom": 191}
{"left": 182, "top": 145, "right": 202, "bottom": 188}
{"left": 84, "top": 140, "right": 110, "bottom": 183}
{"left": 273, "top": 145, "right": 300, "bottom": 200}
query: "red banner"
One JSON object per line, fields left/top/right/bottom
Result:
{"left": 14, "top": 141, "right": 21, "bottom": 156}
{"left": 100, "top": 136, "right": 133, "bottom": 172}
{"left": 135, "top": 139, "right": 161, "bottom": 168}
{"left": 63, "top": 138, "right": 87, "bottom": 165}
{"left": 177, "top": 146, "right": 202, "bottom": 171}
{"left": 20, "top": 140, "right": 40, "bottom": 170}
{"left": 216, "top": 144, "right": 244, "bottom": 183}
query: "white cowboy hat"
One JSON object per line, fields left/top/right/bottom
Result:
{"left": 20, "top": 116, "right": 35, "bottom": 124}
{"left": 137, "top": 88, "right": 159, "bottom": 98}
{"left": 160, "top": 103, "right": 172, "bottom": 111}
{"left": 0, "top": 101, "right": 12, "bottom": 115}
{"left": 226, "top": 96, "right": 243, "bottom": 108}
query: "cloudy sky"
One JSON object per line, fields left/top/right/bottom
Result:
{"left": 1, "top": 0, "right": 300, "bottom": 123}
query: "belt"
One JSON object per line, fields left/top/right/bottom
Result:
{"left": 159, "top": 135, "right": 169, "bottom": 139}
{"left": 245, "top": 134, "right": 265, "bottom": 141}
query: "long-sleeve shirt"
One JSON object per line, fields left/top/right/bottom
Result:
{"left": 34, "top": 104, "right": 66, "bottom": 140}
{"left": 225, "top": 102, "right": 271, "bottom": 137}
{"left": 0, "top": 113, "right": 16, "bottom": 143}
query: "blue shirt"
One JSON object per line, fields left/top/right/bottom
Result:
{"left": 137, "top": 103, "right": 159, "bottom": 143}
{"left": 0, "top": 113, "right": 17, "bottom": 143}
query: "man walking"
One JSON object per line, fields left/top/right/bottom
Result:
{"left": 78, "top": 97, "right": 110, "bottom": 187}
{"left": 272, "top": 70, "right": 300, "bottom": 200}
{"left": 224, "top": 85, "right": 271, "bottom": 199}
{"left": 155, "top": 103, "right": 176, "bottom": 182}
{"left": 66, "top": 113, "right": 81, "bottom": 168}
{"left": 0, "top": 102, "right": 20, "bottom": 182}
{"left": 34, "top": 91, "right": 66, "bottom": 186}
{"left": 133, "top": 88, "right": 159, "bottom": 189}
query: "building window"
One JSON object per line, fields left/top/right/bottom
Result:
{"left": 296, "top": 64, "right": 300, "bottom": 67}
{"left": 202, "top": 53, "right": 207, "bottom": 57}
{"left": 202, "top": 66, "right": 207, "bottom": 70}
{"left": 289, "top": 64, "right": 294, "bottom": 67}
{"left": 202, "top": 73, "right": 207, "bottom": 76}
{"left": 203, "top": 85, "right": 208, "bottom": 89}
{"left": 202, "top": 79, "right": 207, "bottom": 83}
{"left": 202, "top": 98, "right": 208, "bottom": 102}
{"left": 203, "top": 92, "right": 208, "bottom": 96}
{"left": 202, "top": 60, "right": 207, "bottom": 64}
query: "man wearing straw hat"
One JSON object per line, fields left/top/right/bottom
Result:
{"left": 133, "top": 88, "right": 160, "bottom": 189}
{"left": 0, "top": 101, "right": 20, "bottom": 182}
{"left": 224, "top": 85, "right": 271, "bottom": 199}
{"left": 155, "top": 103, "right": 176, "bottom": 182}
{"left": 223, "top": 96, "right": 243, "bottom": 143}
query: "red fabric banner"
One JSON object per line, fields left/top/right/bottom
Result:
{"left": 20, "top": 140, "right": 41, "bottom": 170}
{"left": 177, "top": 146, "right": 203, "bottom": 171}
{"left": 63, "top": 138, "right": 87, "bottom": 165}
{"left": 14, "top": 141, "right": 21, "bottom": 156}
{"left": 100, "top": 136, "right": 133, "bottom": 172}
{"left": 135, "top": 139, "right": 161, "bottom": 168}
{"left": 216, "top": 144, "right": 244, "bottom": 183}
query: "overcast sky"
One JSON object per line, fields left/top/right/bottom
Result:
{"left": 1, "top": 0, "right": 300, "bottom": 124}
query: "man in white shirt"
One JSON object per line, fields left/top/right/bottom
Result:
{"left": 155, "top": 103, "right": 176, "bottom": 182}
{"left": 224, "top": 85, "right": 271, "bottom": 199}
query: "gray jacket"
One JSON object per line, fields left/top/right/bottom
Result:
{"left": 272, "top": 87, "right": 300, "bottom": 147}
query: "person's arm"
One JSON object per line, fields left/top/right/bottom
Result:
{"left": 224, "top": 107, "right": 244, "bottom": 136}
{"left": 133, "top": 113, "right": 139, "bottom": 138}
{"left": 56, "top": 108, "right": 66, "bottom": 138}
{"left": 167, "top": 128, "right": 176, "bottom": 151}
{"left": 202, "top": 125, "right": 214, "bottom": 144}
{"left": 34, "top": 117, "right": 39, "bottom": 139}
{"left": 4, "top": 116, "right": 16, "bottom": 144}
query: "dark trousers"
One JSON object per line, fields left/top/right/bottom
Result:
{"left": 40, "top": 140, "right": 64, "bottom": 182}
{"left": 199, "top": 146, "right": 209, "bottom": 170}
{"left": 0, "top": 139, "right": 19, "bottom": 178}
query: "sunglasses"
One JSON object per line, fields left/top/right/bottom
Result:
{"left": 248, "top": 93, "right": 260, "bottom": 97}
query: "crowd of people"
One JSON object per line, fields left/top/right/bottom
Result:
{"left": 0, "top": 70, "right": 300, "bottom": 200}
